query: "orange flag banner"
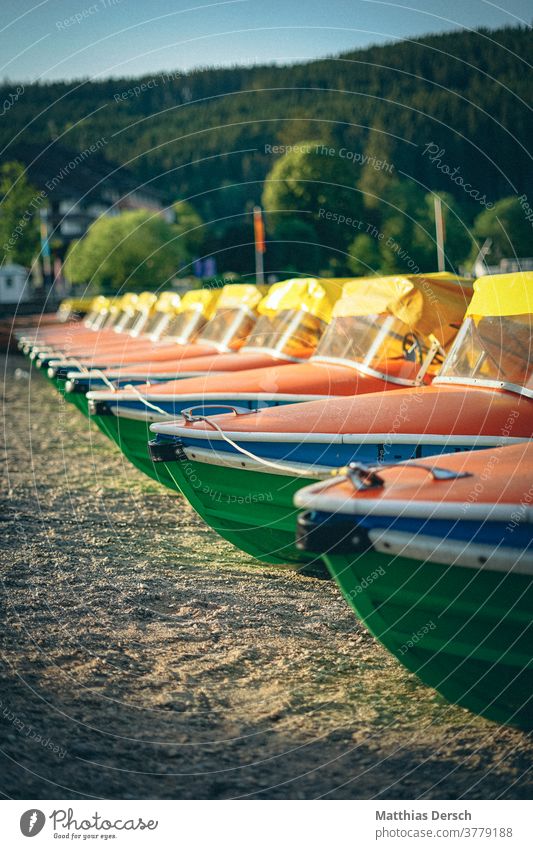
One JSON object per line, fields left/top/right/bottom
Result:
{"left": 253, "top": 206, "right": 266, "bottom": 253}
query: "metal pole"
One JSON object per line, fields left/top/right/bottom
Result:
{"left": 253, "top": 206, "right": 265, "bottom": 286}
{"left": 434, "top": 194, "right": 445, "bottom": 272}
{"left": 39, "top": 206, "right": 52, "bottom": 290}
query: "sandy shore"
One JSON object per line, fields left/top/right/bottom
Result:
{"left": 1, "top": 352, "right": 532, "bottom": 799}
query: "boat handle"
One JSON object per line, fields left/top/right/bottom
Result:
{"left": 181, "top": 404, "right": 251, "bottom": 423}
{"left": 383, "top": 462, "right": 473, "bottom": 481}
{"left": 345, "top": 463, "right": 386, "bottom": 491}
{"left": 345, "top": 460, "right": 473, "bottom": 491}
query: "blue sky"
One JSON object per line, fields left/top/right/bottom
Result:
{"left": 1, "top": 0, "right": 531, "bottom": 82}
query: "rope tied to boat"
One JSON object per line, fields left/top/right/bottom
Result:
{"left": 88, "top": 368, "right": 118, "bottom": 391}
{"left": 123, "top": 383, "right": 171, "bottom": 417}
{"left": 179, "top": 408, "right": 323, "bottom": 477}
{"left": 63, "top": 356, "right": 87, "bottom": 372}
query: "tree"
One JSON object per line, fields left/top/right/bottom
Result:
{"left": 347, "top": 184, "right": 472, "bottom": 275}
{"left": 172, "top": 200, "right": 204, "bottom": 259}
{"left": 267, "top": 218, "right": 322, "bottom": 275}
{"left": 471, "top": 196, "right": 533, "bottom": 263}
{"left": 0, "top": 161, "right": 41, "bottom": 266}
{"left": 347, "top": 233, "right": 382, "bottom": 276}
{"left": 64, "top": 209, "right": 185, "bottom": 291}
{"left": 262, "top": 141, "right": 363, "bottom": 262}
{"left": 358, "top": 123, "right": 397, "bottom": 211}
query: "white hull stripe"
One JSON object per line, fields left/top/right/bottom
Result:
{"left": 180, "top": 445, "right": 332, "bottom": 478}
{"left": 151, "top": 421, "right": 529, "bottom": 448}
{"left": 88, "top": 390, "right": 335, "bottom": 403}
{"left": 294, "top": 488, "right": 533, "bottom": 523}
{"left": 368, "top": 530, "right": 533, "bottom": 575}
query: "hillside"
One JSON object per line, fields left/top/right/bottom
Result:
{"left": 2, "top": 24, "right": 532, "bottom": 270}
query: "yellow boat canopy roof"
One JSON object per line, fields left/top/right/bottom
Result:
{"left": 466, "top": 272, "right": 533, "bottom": 318}
{"left": 135, "top": 292, "right": 159, "bottom": 312}
{"left": 153, "top": 291, "right": 181, "bottom": 313}
{"left": 115, "top": 292, "right": 140, "bottom": 312}
{"left": 179, "top": 288, "right": 221, "bottom": 318}
{"left": 333, "top": 272, "right": 472, "bottom": 346}
{"left": 215, "top": 283, "right": 264, "bottom": 311}
{"left": 258, "top": 278, "right": 346, "bottom": 323}
{"left": 58, "top": 296, "right": 96, "bottom": 312}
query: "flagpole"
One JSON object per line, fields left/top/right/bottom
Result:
{"left": 253, "top": 206, "right": 265, "bottom": 286}
{"left": 433, "top": 194, "right": 445, "bottom": 272}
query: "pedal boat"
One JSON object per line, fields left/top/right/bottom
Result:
{"left": 41, "top": 286, "right": 231, "bottom": 378}
{"left": 8, "top": 295, "right": 94, "bottom": 353}
{"left": 149, "top": 271, "right": 533, "bottom": 567}
{"left": 294, "top": 443, "right": 533, "bottom": 729}
{"left": 65, "top": 277, "right": 344, "bottom": 394}
{"left": 60, "top": 288, "right": 222, "bottom": 409}
{"left": 83, "top": 278, "right": 345, "bottom": 483}
{"left": 25, "top": 292, "right": 161, "bottom": 397}
{"left": 29, "top": 292, "right": 159, "bottom": 366}
{"left": 18, "top": 295, "right": 121, "bottom": 363}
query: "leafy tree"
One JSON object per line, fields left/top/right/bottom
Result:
{"left": 471, "top": 196, "right": 533, "bottom": 262}
{"left": 0, "top": 161, "right": 41, "bottom": 265}
{"left": 347, "top": 185, "right": 472, "bottom": 274}
{"left": 262, "top": 141, "right": 363, "bottom": 256}
{"left": 267, "top": 218, "right": 322, "bottom": 275}
{"left": 64, "top": 209, "right": 185, "bottom": 291}
{"left": 172, "top": 200, "right": 204, "bottom": 258}
{"left": 347, "top": 233, "right": 382, "bottom": 276}
{"left": 358, "top": 123, "right": 397, "bottom": 211}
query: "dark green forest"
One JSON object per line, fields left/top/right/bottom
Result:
{"left": 2, "top": 24, "right": 532, "bottom": 278}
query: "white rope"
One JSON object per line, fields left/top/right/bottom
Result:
{"left": 189, "top": 414, "right": 318, "bottom": 477}
{"left": 122, "top": 389, "right": 324, "bottom": 477}
{"left": 123, "top": 383, "right": 171, "bottom": 417}
{"left": 88, "top": 369, "right": 118, "bottom": 391}
{"left": 63, "top": 357, "right": 87, "bottom": 372}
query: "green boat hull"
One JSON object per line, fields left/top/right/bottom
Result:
{"left": 67, "top": 391, "right": 91, "bottom": 416}
{"left": 323, "top": 550, "right": 533, "bottom": 729}
{"left": 90, "top": 413, "right": 183, "bottom": 491}
{"left": 157, "top": 454, "right": 321, "bottom": 566}
{"left": 33, "top": 364, "right": 68, "bottom": 396}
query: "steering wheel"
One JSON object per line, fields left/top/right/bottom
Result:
{"left": 402, "top": 332, "right": 424, "bottom": 364}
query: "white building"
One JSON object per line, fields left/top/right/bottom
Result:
{"left": 0, "top": 264, "right": 30, "bottom": 304}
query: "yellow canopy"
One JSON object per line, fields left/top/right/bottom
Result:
{"left": 333, "top": 272, "right": 472, "bottom": 347}
{"left": 179, "top": 288, "right": 221, "bottom": 318}
{"left": 258, "top": 278, "right": 346, "bottom": 324}
{"left": 466, "top": 272, "right": 533, "bottom": 318}
{"left": 136, "top": 292, "right": 159, "bottom": 312}
{"left": 154, "top": 291, "right": 181, "bottom": 314}
{"left": 215, "top": 283, "right": 264, "bottom": 311}
{"left": 116, "top": 292, "right": 139, "bottom": 311}
{"left": 58, "top": 296, "right": 96, "bottom": 312}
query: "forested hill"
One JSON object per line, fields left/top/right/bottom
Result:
{"left": 2, "top": 24, "right": 532, "bottom": 231}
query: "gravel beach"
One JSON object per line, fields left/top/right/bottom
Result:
{"left": 1, "top": 352, "right": 532, "bottom": 800}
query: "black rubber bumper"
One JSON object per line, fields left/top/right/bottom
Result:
{"left": 148, "top": 437, "right": 187, "bottom": 463}
{"left": 47, "top": 364, "right": 71, "bottom": 380}
{"left": 87, "top": 399, "right": 113, "bottom": 416}
{"left": 65, "top": 377, "right": 91, "bottom": 394}
{"left": 296, "top": 510, "right": 371, "bottom": 554}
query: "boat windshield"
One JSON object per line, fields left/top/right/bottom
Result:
{"left": 129, "top": 310, "right": 152, "bottom": 336}
{"left": 141, "top": 311, "right": 170, "bottom": 339}
{"left": 113, "top": 310, "right": 141, "bottom": 333}
{"left": 436, "top": 314, "right": 533, "bottom": 396}
{"left": 242, "top": 309, "right": 326, "bottom": 359}
{"left": 198, "top": 306, "right": 257, "bottom": 351}
{"left": 83, "top": 307, "right": 101, "bottom": 327}
{"left": 164, "top": 308, "right": 209, "bottom": 344}
{"left": 312, "top": 313, "right": 440, "bottom": 384}
{"left": 91, "top": 309, "right": 111, "bottom": 330}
